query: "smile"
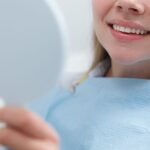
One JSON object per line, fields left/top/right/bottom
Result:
{"left": 108, "top": 24, "right": 150, "bottom": 42}
{"left": 108, "top": 24, "right": 150, "bottom": 35}
{"left": 112, "top": 24, "right": 149, "bottom": 35}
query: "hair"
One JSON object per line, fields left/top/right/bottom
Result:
{"left": 74, "top": 30, "right": 110, "bottom": 86}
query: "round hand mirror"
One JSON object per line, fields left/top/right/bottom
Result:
{"left": 0, "top": 0, "right": 68, "bottom": 105}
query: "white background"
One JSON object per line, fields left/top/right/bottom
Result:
{"left": 55, "top": 0, "right": 93, "bottom": 73}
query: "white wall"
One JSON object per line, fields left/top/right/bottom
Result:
{"left": 55, "top": 0, "right": 93, "bottom": 73}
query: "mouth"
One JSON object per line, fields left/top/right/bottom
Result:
{"left": 108, "top": 24, "right": 150, "bottom": 36}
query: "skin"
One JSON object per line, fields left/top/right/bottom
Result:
{"left": 92, "top": 0, "right": 150, "bottom": 79}
{"left": 0, "top": 107, "right": 60, "bottom": 150}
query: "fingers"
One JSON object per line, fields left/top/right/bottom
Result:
{"left": 0, "top": 127, "right": 59, "bottom": 150}
{"left": 0, "top": 107, "right": 59, "bottom": 143}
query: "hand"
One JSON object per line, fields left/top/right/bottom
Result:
{"left": 0, "top": 106, "right": 60, "bottom": 150}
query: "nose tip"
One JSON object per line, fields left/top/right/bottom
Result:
{"left": 115, "top": 0, "right": 145, "bottom": 15}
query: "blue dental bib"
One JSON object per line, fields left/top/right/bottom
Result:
{"left": 27, "top": 77, "right": 150, "bottom": 150}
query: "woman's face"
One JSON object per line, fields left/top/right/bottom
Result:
{"left": 92, "top": 0, "right": 150, "bottom": 64}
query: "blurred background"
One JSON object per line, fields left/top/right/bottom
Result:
{"left": 0, "top": 0, "right": 93, "bottom": 105}
{"left": 56, "top": 0, "right": 93, "bottom": 73}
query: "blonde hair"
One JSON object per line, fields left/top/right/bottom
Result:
{"left": 74, "top": 31, "right": 110, "bottom": 86}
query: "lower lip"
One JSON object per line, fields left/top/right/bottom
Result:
{"left": 109, "top": 26, "right": 149, "bottom": 42}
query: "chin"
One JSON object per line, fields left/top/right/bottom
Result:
{"left": 108, "top": 50, "right": 142, "bottom": 65}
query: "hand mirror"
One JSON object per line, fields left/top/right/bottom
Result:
{"left": 0, "top": 0, "right": 68, "bottom": 106}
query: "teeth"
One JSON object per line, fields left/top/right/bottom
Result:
{"left": 112, "top": 24, "right": 148, "bottom": 35}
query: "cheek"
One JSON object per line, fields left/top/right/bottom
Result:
{"left": 92, "top": 0, "right": 114, "bottom": 21}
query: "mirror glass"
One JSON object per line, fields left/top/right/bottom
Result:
{"left": 0, "top": 0, "right": 68, "bottom": 105}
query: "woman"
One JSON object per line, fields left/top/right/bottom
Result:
{"left": 0, "top": 0, "right": 150, "bottom": 149}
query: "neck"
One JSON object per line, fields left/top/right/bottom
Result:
{"left": 105, "top": 59, "right": 150, "bottom": 79}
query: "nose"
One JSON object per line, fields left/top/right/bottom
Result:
{"left": 115, "top": 0, "right": 145, "bottom": 15}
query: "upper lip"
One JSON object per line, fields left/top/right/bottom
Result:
{"left": 107, "top": 19, "right": 149, "bottom": 32}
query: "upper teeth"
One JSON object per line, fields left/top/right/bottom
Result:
{"left": 113, "top": 24, "right": 148, "bottom": 35}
